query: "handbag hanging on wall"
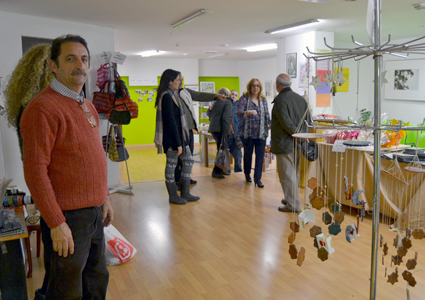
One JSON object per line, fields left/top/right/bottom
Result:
{"left": 93, "top": 80, "right": 114, "bottom": 114}
{"left": 108, "top": 125, "right": 130, "bottom": 162}
{"left": 106, "top": 72, "right": 138, "bottom": 124}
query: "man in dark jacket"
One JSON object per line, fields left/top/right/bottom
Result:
{"left": 271, "top": 73, "right": 309, "bottom": 213}
{"left": 208, "top": 87, "right": 233, "bottom": 178}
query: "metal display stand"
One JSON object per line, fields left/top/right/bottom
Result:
{"left": 105, "top": 121, "right": 133, "bottom": 195}
{"left": 303, "top": 1, "right": 425, "bottom": 298}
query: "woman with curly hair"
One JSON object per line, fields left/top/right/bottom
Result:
{"left": 4, "top": 43, "right": 54, "bottom": 158}
{"left": 3, "top": 43, "right": 53, "bottom": 300}
{"left": 236, "top": 78, "right": 271, "bottom": 188}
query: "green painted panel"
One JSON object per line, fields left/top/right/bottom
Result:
{"left": 120, "top": 76, "right": 158, "bottom": 146}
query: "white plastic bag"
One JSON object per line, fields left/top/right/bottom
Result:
{"left": 104, "top": 224, "right": 137, "bottom": 266}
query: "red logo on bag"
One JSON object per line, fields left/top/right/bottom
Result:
{"left": 107, "top": 237, "right": 133, "bottom": 263}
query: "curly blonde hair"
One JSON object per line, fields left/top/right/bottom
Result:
{"left": 4, "top": 44, "right": 54, "bottom": 128}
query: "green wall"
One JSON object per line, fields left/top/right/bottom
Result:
{"left": 121, "top": 76, "right": 158, "bottom": 146}
{"left": 122, "top": 76, "right": 239, "bottom": 146}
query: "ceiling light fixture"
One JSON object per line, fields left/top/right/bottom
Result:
{"left": 140, "top": 50, "right": 164, "bottom": 57}
{"left": 207, "top": 53, "right": 227, "bottom": 58}
{"left": 245, "top": 44, "right": 277, "bottom": 52}
{"left": 172, "top": 9, "right": 207, "bottom": 29}
{"left": 265, "top": 19, "right": 319, "bottom": 34}
{"left": 413, "top": 3, "right": 425, "bottom": 10}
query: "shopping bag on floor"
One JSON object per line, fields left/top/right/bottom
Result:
{"left": 104, "top": 224, "right": 137, "bottom": 265}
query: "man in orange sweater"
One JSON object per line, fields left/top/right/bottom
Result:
{"left": 21, "top": 34, "right": 114, "bottom": 300}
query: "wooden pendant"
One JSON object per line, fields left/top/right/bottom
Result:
{"left": 406, "top": 258, "right": 417, "bottom": 270}
{"left": 313, "top": 238, "right": 319, "bottom": 249}
{"left": 317, "top": 248, "right": 328, "bottom": 261}
{"left": 311, "top": 196, "right": 325, "bottom": 210}
{"left": 397, "top": 247, "right": 408, "bottom": 257}
{"left": 330, "top": 203, "right": 340, "bottom": 214}
{"left": 380, "top": 234, "right": 383, "bottom": 247}
{"left": 322, "top": 212, "right": 332, "bottom": 225}
{"left": 402, "top": 271, "right": 417, "bottom": 287}
{"left": 412, "top": 229, "right": 425, "bottom": 240}
{"left": 393, "top": 235, "right": 400, "bottom": 248}
{"left": 383, "top": 243, "right": 389, "bottom": 256}
{"left": 328, "top": 223, "right": 341, "bottom": 236}
{"left": 334, "top": 211, "right": 345, "bottom": 224}
{"left": 307, "top": 177, "right": 318, "bottom": 190}
{"left": 288, "top": 233, "right": 296, "bottom": 244}
{"left": 402, "top": 237, "right": 412, "bottom": 249}
{"left": 290, "top": 222, "right": 300, "bottom": 233}
{"left": 297, "top": 247, "right": 306, "bottom": 266}
{"left": 387, "top": 267, "right": 398, "bottom": 285}
{"left": 310, "top": 225, "right": 322, "bottom": 238}
{"left": 289, "top": 244, "right": 298, "bottom": 259}
{"left": 406, "top": 228, "right": 411, "bottom": 239}
{"left": 392, "top": 255, "right": 403, "bottom": 266}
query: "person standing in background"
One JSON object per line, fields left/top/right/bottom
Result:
{"left": 20, "top": 34, "right": 114, "bottom": 300}
{"left": 174, "top": 73, "right": 225, "bottom": 187}
{"left": 228, "top": 90, "right": 242, "bottom": 173}
{"left": 236, "top": 78, "right": 271, "bottom": 188}
{"left": 4, "top": 43, "right": 54, "bottom": 300}
{"left": 271, "top": 73, "right": 309, "bottom": 213}
{"left": 208, "top": 87, "right": 233, "bottom": 179}
{"left": 154, "top": 69, "right": 200, "bottom": 205}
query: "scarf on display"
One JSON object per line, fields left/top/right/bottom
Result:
{"left": 243, "top": 96, "right": 267, "bottom": 141}
{"left": 154, "top": 88, "right": 189, "bottom": 154}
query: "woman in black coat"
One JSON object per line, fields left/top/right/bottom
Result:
{"left": 154, "top": 69, "right": 199, "bottom": 204}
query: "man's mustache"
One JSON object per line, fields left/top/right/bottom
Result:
{"left": 72, "top": 70, "right": 87, "bottom": 76}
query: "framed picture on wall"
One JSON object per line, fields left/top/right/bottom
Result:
{"left": 287, "top": 53, "right": 297, "bottom": 78}
{"left": 185, "top": 84, "right": 199, "bottom": 92}
{"left": 265, "top": 80, "right": 273, "bottom": 97}
{"left": 200, "top": 82, "right": 215, "bottom": 93}
{"left": 384, "top": 59, "right": 425, "bottom": 101}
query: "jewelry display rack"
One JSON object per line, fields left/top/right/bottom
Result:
{"left": 303, "top": 1, "right": 425, "bottom": 298}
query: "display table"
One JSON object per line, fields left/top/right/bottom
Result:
{"left": 309, "top": 142, "right": 425, "bottom": 229}
{"left": 199, "top": 132, "right": 214, "bottom": 167}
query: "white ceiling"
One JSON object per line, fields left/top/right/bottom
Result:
{"left": 1, "top": 0, "right": 424, "bottom": 60}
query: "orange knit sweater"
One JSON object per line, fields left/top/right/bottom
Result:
{"left": 20, "top": 87, "right": 108, "bottom": 228}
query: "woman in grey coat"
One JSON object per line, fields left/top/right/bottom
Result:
{"left": 208, "top": 87, "right": 233, "bottom": 178}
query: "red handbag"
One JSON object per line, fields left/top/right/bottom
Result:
{"left": 96, "top": 63, "right": 110, "bottom": 88}
{"left": 106, "top": 74, "right": 138, "bottom": 121}
{"left": 93, "top": 81, "right": 114, "bottom": 114}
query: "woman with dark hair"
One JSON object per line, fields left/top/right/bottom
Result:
{"left": 154, "top": 69, "right": 199, "bottom": 204}
{"left": 236, "top": 78, "right": 271, "bottom": 188}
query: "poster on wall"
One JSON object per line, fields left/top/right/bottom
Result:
{"left": 200, "top": 82, "right": 215, "bottom": 93}
{"left": 286, "top": 53, "right": 297, "bottom": 78}
{"left": 265, "top": 80, "right": 273, "bottom": 97}
{"left": 384, "top": 59, "right": 425, "bottom": 101}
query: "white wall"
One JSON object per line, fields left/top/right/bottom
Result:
{"left": 199, "top": 60, "right": 239, "bottom": 77}
{"left": 334, "top": 37, "right": 425, "bottom": 125}
{"left": 118, "top": 57, "right": 199, "bottom": 84}
{"left": 0, "top": 11, "right": 119, "bottom": 190}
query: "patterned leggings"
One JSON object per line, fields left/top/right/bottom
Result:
{"left": 165, "top": 145, "right": 193, "bottom": 183}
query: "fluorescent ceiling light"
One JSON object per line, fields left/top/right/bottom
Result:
{"left": 413, "top": 3, "right": 425, "bottom": 10}
{"left": 172, "top": 9, "right": 206, "bottom": 29}
{"left": 246, "top": 44, "right": 277, "bottom": 52}
{"left": 140, "top": 50, "right": 164, "bottom": 57}
{"left": 207, "top": 53, "right": 228, "bottom": 58}
{"left": 265, "top": 19, "right": 319, "bottom": 34}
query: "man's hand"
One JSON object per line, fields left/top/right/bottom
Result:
{"left": 51, "top": 222, "right": 74, "bottom": 257}
{"left": 177, "top": 146, "right": 183, "bottom": 156}
{"left": 215, "top": 94, "right": 226, "bottom": 101}
{"left": 102, "top": 197, "right": 114, "bottom": 227}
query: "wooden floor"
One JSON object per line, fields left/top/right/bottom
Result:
{"left": 26, "top": 165, "right": 425, "bottom": 299}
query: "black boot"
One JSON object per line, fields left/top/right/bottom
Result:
{"left": 166, "top": 182, "right": 187, "bottom": 205}
{"left": 181, "top": 179, "right": 200, "bottom": 202}
{"left": 245, "top": 173, "right": 252, "bottom": 183}
{"left": 254, "top": 179, "right": 264, "bottom": 188}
